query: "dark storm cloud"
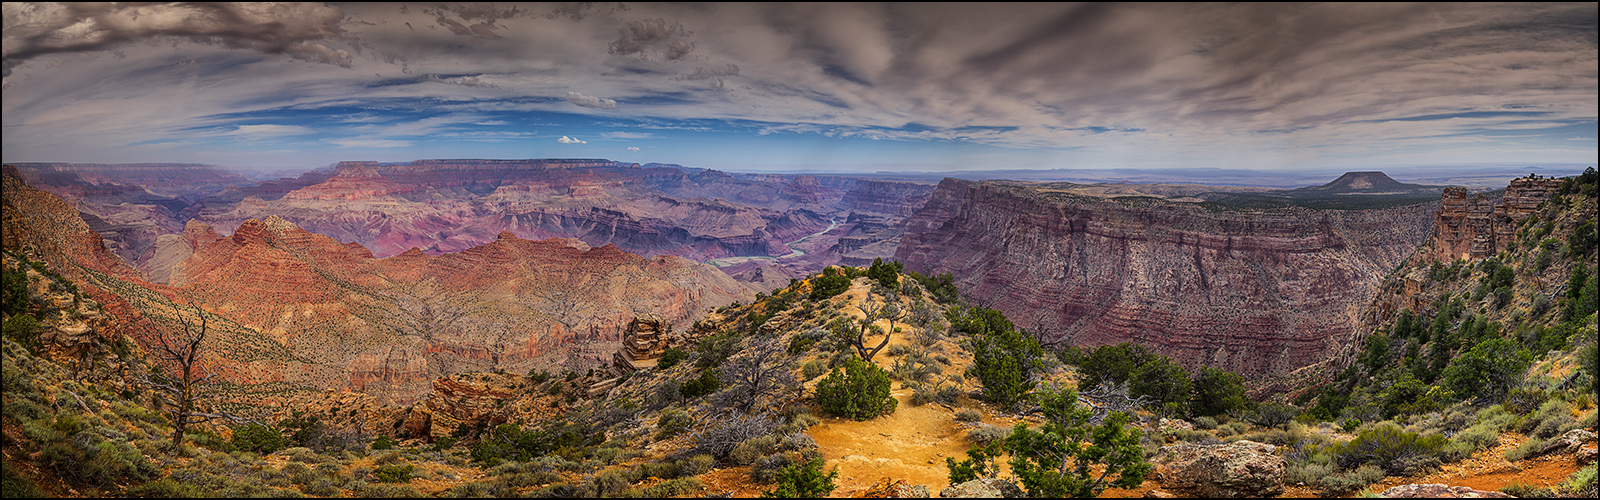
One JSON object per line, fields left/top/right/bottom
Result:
{"left": 608, "top": 17, "right": 694, "bottom": 60}
{"left": 1, "top": 2, "right": 351, "bottom": 77}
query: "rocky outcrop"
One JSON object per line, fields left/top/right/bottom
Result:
{"left": 1378, "top": 484, "right": 1513, "bottom": 498}
{"left": 938, "top": 478, "right": 1025, "bottom": 498}
{"left": 399, "top": 372, "right": 559, "bottom": 441}
{"left": 1422, "top": 175, "right": 1562, "bottom": 262}
{"left": 1535, "top": 428, "right": 1598, "bottom": 458}
{"left": 858, "top": 478, "right": 931, "bottom": 498}
{"left": 896, "top": 179, "right": 1435, "bottom": 379}
{"left": 1152, "top": 440, "right": 1285, "bottom": 498}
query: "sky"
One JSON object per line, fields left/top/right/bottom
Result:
{"left": 2, "top": 2, "right": 1596, "bottom": 175}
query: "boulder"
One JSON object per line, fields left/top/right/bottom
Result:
{"left": 857, "top": 478, "right": 930, "bottom": 498}
{"left": 1535, "top": 428, "right": 1597, "bottom": 457}
{"left": 1378, "top": 484, "right": 1513, "bottom": 498}
{"left": 1153, "top": 440, "right": 1285, "bottom": 498}
{"left": 938, "top": 478, "right": 1024, "bottom": 498}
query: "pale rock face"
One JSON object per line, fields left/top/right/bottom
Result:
{"left": 1152, "top": 440, "right": 1285, "bottom": 498}
{"left": 896, "top": 179, "right": 1435, "bottom": 379}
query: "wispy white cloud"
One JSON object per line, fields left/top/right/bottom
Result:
{"left": 601, "top": 131, "right": 653, "bottom": 140}
{"left": 627, "top": 146, "right": 640, "bottom": 152}
{"left": 556, "top": 135, "right": 586, "bottom": 144}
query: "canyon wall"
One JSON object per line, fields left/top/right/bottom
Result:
{"left": 896, "top": 179, "right": 1437, "bottom": 380}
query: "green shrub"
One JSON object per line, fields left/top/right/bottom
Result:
{"left": 1560, "top": 464, "right": 1597, "bottom": 497}
{"left": 801, "top": 359, "right": 825, "bottom": 381}
{"left": 967, "top": 326, "right": 1044, "bottom": 411}
{"left": 373, "top": 463, "right": 414, "bottom": 483}
{"left": 954, "top": 408, "right": 982, "bottom": 423}
{"left": 681, "top": 454, "right": 716, "bottom": 476}
{"left": 679, "top": 369, "right": 721, "bottom": 398}
{"left": 1501, "top": 480, "right": 1554, "bottom": 498}
{"left": 643, "top": 477, "right": 703, "bottom": 497}
{"left": 232, "top": 423, "right": 289, "bottom": 454}
{"left": 760, "top": 456, "right": 838, "bottom": 498}
{"left": 658, "top": 348, "right": 688, "bottom": 370}
{"left": 1331, "top": 423, "right": 1446, "bottom": 476}
{"left": 1005, "top": 386, "right": 1153, "bottom": 497}
{"left": 1249, "top": 402, "right": 1301, "bottom": 430}
{"left": 730, "top": 435, "right": 781, "bottom": 466}
{"left": 356, "top": 482, "right": 423, "bottom": 498}
{"left": 1190, "top": 367, "right": 1247, "bottom": 418}
{"left": 815, "top": 356, "right": 896, "bottom": 420}
{"left": 809, "top": 274, "right": 851, "bottom": 301}
{"left": 1315, "top": 465, "right": 1384, "bottom": 495}
{"left": 1192, "top": 416, "right": 1218, "bottom": 430}
{"left": 370, "top": 435, "right": 397, "bottom": 451}
{"left": 1504, "top": 437, "right": 1547, "bottom": 462}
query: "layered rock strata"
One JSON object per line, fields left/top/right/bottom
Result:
{"left": 1423, "top": 175, "right": 1563, "bottom": 262}
{"left": 895, "top": 179, "right": 1436, "bottom": 379}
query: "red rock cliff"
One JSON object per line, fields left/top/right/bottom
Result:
{"left": 1421, "top": 176, "right": 1563, "bottom": 262}
{"left": 895, "top": 180, "right": 1436, "bottom": 380}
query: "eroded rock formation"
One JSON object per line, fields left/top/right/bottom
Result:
{"left": 1422, "top": 176, "right": 1563, "bottom": 262}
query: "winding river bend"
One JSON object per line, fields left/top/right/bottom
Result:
{"left": 705, "top": 217, "right": 841, "bottom": 267}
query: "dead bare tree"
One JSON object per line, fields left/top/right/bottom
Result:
{"left": 832, "top": 293, "right": 906, "bottom": 362}
{"left": 144, "top": 300, "right": 247, "bottom": 450}
{"left": 709, "top": 335, "right": 797, "bottom": 413}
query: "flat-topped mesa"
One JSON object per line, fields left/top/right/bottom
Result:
{"left": 1424, "top": 175, "right": 1563, "bottom": 262}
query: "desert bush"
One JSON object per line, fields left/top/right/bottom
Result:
{"left": 1229, "top": 427, "right": 1306, "bottom": 447}
{"left": 1249, "top": 402, "right": 1301, "bottom": 430}
{"left": 954, "top": 408, "right": 982, "bottom": 423}
{"left": 1286, "top": 462, "right": 1334, "bottom": 486}
{"left": 1501, "top": 480, "right": 1556, "bottom": 498}
{"left": 641, "top": 477, "right": 703, "bottom": 497}
{"left": 1518, "top": 398, "right": 1577, "bottom": 439}
{"left": 967, "top": 424, "right": 1010, "bottom": 446}
{"left": 655, "top": 409, "right": 693, "bottom": 441}
{"left": 373, "top": 463, "right": 414, "bottom": 483}
{"left": 1191, "top": 415, "right": 1218, "bottom": 430}
{"left": 356, "top": 482, "right": 423, "bottom": 498}
{"left": 1503, "top": 437, "right": 1547, "bottom": 462}
{"left": 1330, "top": 422, "right": 1446, "bottom": 476}
{"left": 731, "top": 434, "right": 782, "bottom": 466}
{"left": 809, "top": 274, "right": 851, "bottom": 301}
{"left": 1315, "top": 464, "right": 1384, "bottom": 495}
{"left": 282, "top": 462, "right": 317, "bottom": 485}
{"left": 681, "top": 454, "right": 716, "bottom": 476}
{"left": 590, "top": 469, "right": 633, "bottom": 496}
{"left": 445, "top": 481, "right": 504, "bottom": 498}
{"left": 1004, "top": 386, "right": 1153, "bottom": 497}
{"left": 1560, "top": 464, "right": 1598, "bottom": 497}
{"left": 230, "top": 424, "right": 289, "bottom": 454}
{"left": 815, "top": 356, "right": 896, "bottom": 420}
{"left": 370, "top": 435, "right": 397, "bottom": 451}
{"left": 801, "top": 359, "right": 826, "bottom": 381}
{"left": 688, "top": 411, "right": 780, "bottom": 461}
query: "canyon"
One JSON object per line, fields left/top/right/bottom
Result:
{"left": 4, "top": 166, "right": 756, "bottom": 404}
{"left": 8, "top": 160, "right": 935, "bottom": 287}
{"left": 9, "top": 161, "right": 1488, "bottom": 395}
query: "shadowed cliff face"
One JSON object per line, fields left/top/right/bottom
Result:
{"left": 896, "top": 179, "right": 1437, "bottom": 380}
